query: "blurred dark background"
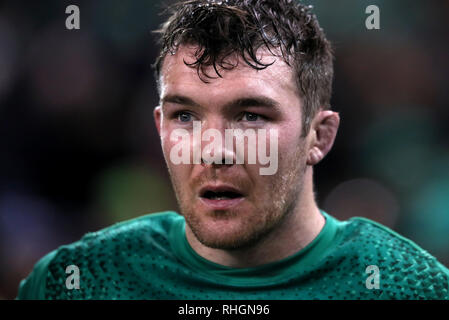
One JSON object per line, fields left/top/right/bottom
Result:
{"left": 0, "top": 0, "right": 448, "bottom": 299}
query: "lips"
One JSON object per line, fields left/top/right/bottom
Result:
{"left": 198, "top": 184, "right": 245, "bottom": 210}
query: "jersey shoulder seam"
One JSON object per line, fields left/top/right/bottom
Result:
{"left": 81, "top": 211, "right": 179, "bottom": 240}
{"left": 347, "top": 216, "right": 436, "bottom": 258}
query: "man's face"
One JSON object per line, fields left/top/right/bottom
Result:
{"left": 155, "top": 45, "right": 311, "bottom": 250}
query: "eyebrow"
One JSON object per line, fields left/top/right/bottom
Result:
{"left": 161, "top": 94, "right": 281, "bottom": 111}
{"left": 161, "top": 95, "right": 201, "bottom": 108}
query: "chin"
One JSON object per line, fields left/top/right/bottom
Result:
{"left": 187, "top": 213, "right": 269, "bottom": 250}
{"left": 193, "top": 230, "right": 259, "bottom": 250}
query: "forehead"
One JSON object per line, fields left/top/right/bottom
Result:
{"left": 159, "top": 45, "right": 298, "bottom": 102}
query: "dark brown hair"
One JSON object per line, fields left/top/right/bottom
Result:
{"left": 153, "top": 0, "right": 334, "bottom": 136}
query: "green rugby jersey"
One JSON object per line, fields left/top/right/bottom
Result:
{"left": 17, "top": 210, "right": 449, "bottom": 300}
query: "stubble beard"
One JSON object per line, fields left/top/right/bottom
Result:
{"left": 167, "top": 144, "right": 308, "bottom": 251}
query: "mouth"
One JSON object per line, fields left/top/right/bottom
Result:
{"left": 198, "top": 185, "right": 245, "bottom": 210}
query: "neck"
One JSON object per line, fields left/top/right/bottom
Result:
{"left": 185, "top": 168, "right": 325, "bottom": 268}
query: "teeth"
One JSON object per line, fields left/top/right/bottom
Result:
{"left": 212, "top": 196, "right": 230, "bottom": 200}
{"left": 203, "top": 191, "right": 240, "bottom": 200}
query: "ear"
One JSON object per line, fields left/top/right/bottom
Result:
{"left": 306, "top": 110, "right": 340, "bottom": 166}
{"left": 154, "top": 106, "right": 162, "bottom": 136}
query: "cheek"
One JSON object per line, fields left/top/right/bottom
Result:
{"left": 160, "top": 129, "right": 194, "bottom": 181}
{"left": 161, "top": 135, "right": 172, "bottom": 158}
{"left": 160, "top": 125, "right": 183, "bottom": 160}
{"left": 160, "top": 139, "right": 172, "bottom": 167}
{"left": 273, "top": 124, "right": 304, "bottom": 155}
{"left": 278, "top": 120, "right": 306, "bottom": 151}
{"left": 160, "top": 130, "right": 179, "bottom": 168}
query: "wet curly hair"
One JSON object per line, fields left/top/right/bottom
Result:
{"left": 153, "top": 0, "right": 334, "bottom": 136}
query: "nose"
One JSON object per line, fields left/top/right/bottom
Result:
{"left": 199, "top": 118, "right": 236, "bottom": 168}
{"left": 201, "top": 148, "right": 235, "bottom": 167}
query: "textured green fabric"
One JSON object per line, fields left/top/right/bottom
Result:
{"left": 17, "top": 210, "right": 449, "bottom": 300}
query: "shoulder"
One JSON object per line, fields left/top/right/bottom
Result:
{"left": 335, "top": 215, "right": 449, "bottom": 299}
{"left": 17, "top": 249, "right": 58, "bottom": 300}
{"left": 78, "top": 211, "right": 181, "bottom": 246}
{"left": 17, "top": 211, "right": 182, "bottom": 299}
{"left": 56, "top": 210, "right": 181, "bottom": 258}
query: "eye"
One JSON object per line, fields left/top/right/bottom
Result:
{"left": 242, "top": 112, "right": 262, "bottom": 122}
{"left": 176, "top": 111, "right": 193, "bottom": 122}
